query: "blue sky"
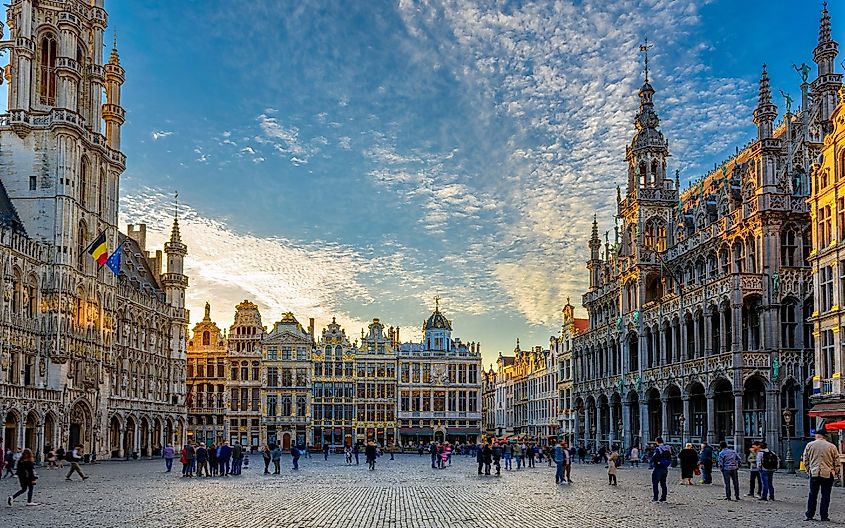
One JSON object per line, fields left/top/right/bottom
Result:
{"left": 66, "top": 0, "right": 837, "bottom": 366}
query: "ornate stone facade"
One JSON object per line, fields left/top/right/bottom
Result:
{"left": 571, "top": 8, "right": 836, "bottom": 458}
{"left": 186, "top": 303, "right": 227, "bottom": 446}
{"left": 0, "top": 0, "right": 188, "bottom": 460}
{"left": 554, "top": 300, "right": 587, "bottom": 439}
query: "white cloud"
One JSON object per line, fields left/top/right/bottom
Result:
{"left": 151, "top": 130, "right": 174, "bottom": 141}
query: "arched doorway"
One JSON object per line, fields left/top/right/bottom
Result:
{"left": 647, "top": 388, "right": 661, "bottom": 442}
{"left": 688, "top": 382, "right": 706, "bottom": 444}
{"left": 68, "top": 401, "right": 93, "bottom": 451}
{"left": 743, "top": 376, "right": 766, "bottom": 451}
{"left": 140, "top": 418, "right": 150, "bottom": 457}
{"left": 712, "top": 378, "right": 733, "bottom": 442}
{"left": 24, "top": 411, "right": 38, "bottom": 451}
{"left": 4, "top": 411, "right": 19, "bottom": 450}
{"left": 282, "top": 432, "right": 291, "bottom": 451}
{"left": 123, "top": 416, "right": 136, "bottom": 457}
{"left": 44, "top": 413, "right": 57, "bottom": 451}
{"left": 109, "top": 415, "right": 122, "bottom": 458}
{"left": 628, "top": 392, "right": 640, "bottom": 448}
{"left": 610, "top": 393, "right": 622, "bottom": 448}
{"left": 165, "top": 417, "right": 173, "bottom": 447}
{"left": 665, "top": 385, "right": 682, "bottom": 441}
{"left": 597, "top": 395, "right": 610, "bottom": 446}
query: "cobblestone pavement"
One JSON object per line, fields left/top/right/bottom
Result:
{"left": 0, "top": 454, "right": 842, "bottom": 527}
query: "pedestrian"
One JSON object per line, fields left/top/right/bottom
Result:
{"left": 305, "top": 442, "right": 311, "bottom": 458}
{"left": 699, "top": 442, "right": 714, "bottom": 484}
{"left": 55, "top": 446, "right": 65, "bottom": 470}
{"left": 607, "top": 447, "right": 619, "bottom": 486}
{"left": 717, "top": 441, "right": 741, "bottom": 501}
{"left": 389, "top": 442, "right": 395, "bottom": 461}
{"left": 629, "top": 445, "right": 640, "bottom": 468}
{"left": 291, "top": 444, "right": 301, "bottom": 471}
{"left": 756, "top": 441, "right": 778, "bottom": 501}
{"left": 323, "top": 442, "right": 330, "bottom": 461}
{"left": 231, "top": 442, "right": 243, "bottom": 475}
{"left": 801, "top": 428, "right": 841, "bottom": 522}
{"left": 218, "top": 441, "right": 232, "bottom": 476}
{"left": 345, "top": 446, "right": 353, "bottom": 464}
{"left": 679, "top": 443, "right": 698, "bottom": 485}
{"left": 564, "top": 441, "right": 573, "bottom": 483}
{"left": 46, "top": 448, "right": 57, "bottom": 469}
{"left": 162, "top": 444, "right": 175, "bottom": 472}
{"left": 429, "top": 442, "right": 438, "bottom": 469}
{"left": 208, "top": 443, "right": 218, "bottom": 476}
{"left": 353, "top": 442, "right": 360, "bottom": 465}
{"left": 261, "top": 445, "right": 272, "bottom": 474}
{"left": 527, "top": 443, "right": 535, "bottom": 468}
{"left": 441, "top": 443, "right": 452, "bottom": 469}
{"left": 747, "top": 441, "right": 761, "bottom": 497}
{"left": 554, "top": 440, "right": 567, "bottom": 484}
{"left": 650, "top": 437, "right": 672, "bottom": 503}
{"left": 179, "top": 444, "right": 191, "bottom": 477}
{"left": 514, "top": 442, "right": 523, "bottom": 469}
{"left": 3, "top": 449, "right": 15, "bottom": 478}
{"left": 65, "top": 444, "right": 87, "bottom": 481}
{"left": 503, "top": 442, "right": 513, "bottom": 470}
{"left": 578, "top": 445, "right": 587, "bottom": 464}
{"left": 492, "top": 443, "right": 502, "bottom": 476}
{"left": 366, "top": 441, "right": 377, "bottom": 471}
{"left": 196, "top": 443, "right": 209, "bottom": 477}
{"left": 7, "top": 448, "right": 37, "bottom": 507}
{"left": 271, "top": 444, "right": 282, "bottom": 474}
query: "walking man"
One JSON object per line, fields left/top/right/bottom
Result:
{"left": 747, "top": 441, "right": 761, "bottom": 497}
{"left": 554, "top": 440, "right": 569, "bottom": 484}
{"left": 291, "top": 444, "right": 301, "bottom": 471}
{"left": 65, "top": 444, "right": 87, "bottom": 481}
{"left": 366, "top": 441, "right": 377, "bottom": 471}
{"left": 196, "top": 443, "right": 209, "bottom": 477}
{"left": 802, "top": 428, "right": 841, "bottom": 522}
{"left": 699, "top": 442, "right": 713, "bottom": 484}
{"left": 163, "top": 444, "right": 175, "bottom": 473}
{"left": 717, "top": 441, "right": 741, "bottom": 501}
{"left": 353, "top": 442, "right": 360, "bottom": 465}
{"left": 271, "top": 444, "right": 281, "bottom": 474}
{"left": 650, "top": 437, "right": 672, "bottom": 503}
{"left": 323, "top": 442, "right": 331, "bottom": 461}
{"left": 503, "top": 442, "right": 513, "bottom": 470}
{"left": 430, "top": 442, "right": 438, "bottom": 469}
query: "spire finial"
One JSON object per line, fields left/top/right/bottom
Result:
{"left": 434, "top": 295, "right": 440, "bottom": 312}
{"left": 174, "top": 191, "right": 179, "bottom": 221}
{"left": 820, "top": 1, "right": 832, "bottom": 45}
{"left": 640, "top": 37, "right": 653, "bottom": 83}
{"left": 113, "top": 30, "right": 118, "bottom": 51}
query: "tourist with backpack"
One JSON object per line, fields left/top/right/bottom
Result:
{"left": 756, "top": 442, "right": 778, "bottom": 501}
{"left": 650, "top": 437, "right": 672, "bottom": 503}
{"left": 717, "top": 441, "right": 741, "bottom": 501}
{"left": 65, "top": 444, "right": 87, "bottom": 481}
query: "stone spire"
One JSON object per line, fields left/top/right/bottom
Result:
{"left": 813, "top": 2, "right": 842, "bottom": 136}
{"left": 753, "top": 65, "right": 777, "bottom": 140}
{"left": 103, "top": 30, "right": 125, "bottom": 150}
{"left": 627, "top": 38, "right": 668, "bottom": 192}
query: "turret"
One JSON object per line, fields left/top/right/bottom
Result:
{"left": 103, "top": 35, "right": 126, "bottom": 150}
{"left": 812, "top": 2, "right": 843, "bottom": 135}
{"left": 162, "top": 217, "right": 188, "bottom": 310}
{"left": 587, "top": 215, "right": 602, "bottom": 290}
{"left": 753, "top": 65, "right": 778, "bottom": 140}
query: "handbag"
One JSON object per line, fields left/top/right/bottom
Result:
{"left": 694, "top": 466, "right": 701, "bottom": 476}
{"left": 799, "top": 460, "right": 806, "bottom": 472}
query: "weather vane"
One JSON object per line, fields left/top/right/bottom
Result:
{"left": 640, "top": 37, "right": 654, "bottom": 82}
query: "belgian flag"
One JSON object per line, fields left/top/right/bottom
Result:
{"left": 86, "top": 231, "right": 109, "bottom": 267}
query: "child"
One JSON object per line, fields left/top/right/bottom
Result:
{"left": 607, "top": 448, "right": 619, "bottom": 485}
{"left": 345, "top": 446, "right": 353, "bottom": 464}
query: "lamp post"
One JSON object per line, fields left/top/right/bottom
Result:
{"left": 783, "top": 409, "right": 795, "bottom": 474}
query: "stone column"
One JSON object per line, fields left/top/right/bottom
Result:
{"left": 720, "top": 307, "right": 728, "bottom": 354}
{"left": 731, "top": 304, "right": 743, "bottom": 353}
{"left": 118, "top": 426, "right": 126, "bottom": 458}
{"left": 596, "top": 402, "right": 604, "bottom": 447}
{"left": 584, "top": 405, "right": 592, "bottom": 449}
{"left": 35, "top": 424, "right": 44, "bottom": 464}
{"left": 706, "top": 393, "right": 717, "bottom": 444}
{"left": 639, "top": 397, "right": 650, "bottom": 446}
{"left": 693, "top": 315, "right": 701, "bottom": 359}
{"left": 134, "top": 424, "right": 142, "bottom": 456}
{"left": 146, "top": 427, "right": 153, "bottom": 459}
{"left": 621, "top": 399, "right": 632, "bottom": 451}
{"left": 609, "top": 401, "right": 618, "bottom": 447}
{"left": 766, "top": 389, "right": 779, "bottom": 452}
{"left": 681, "top": 319, "right": 689, "bottom": 361}
{"left": 733, "top": 391, "right": 744, "bottom": 451}
{"left": 682, "top": 395, "right": 690, "bottom": 444}
{"left": 704, "top": 312, "right": 713, "bottom": 357}
{"left": 660, "top": 396, "right": 670, "bottom": 440}
{"left": 658, "top": 325, "right": 666, "bottom": 366}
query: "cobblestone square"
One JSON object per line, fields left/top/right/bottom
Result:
{"left": 0, "top": 455, "right": 841, "bottom": 528}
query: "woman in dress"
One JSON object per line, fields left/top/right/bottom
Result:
{"left": 678, "top": 443, "right": 699, "bottom": 485}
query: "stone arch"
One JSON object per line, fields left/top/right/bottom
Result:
{"left": 123, "top": 414, "right": 137, "bottom": 457}
{"left": 43, "top": 411, "right": 58, "bottom": 451}
{"left": 743, "top": 375, "right": 767, "bottom": 440}
{"left": 24, "top": 410, "right": 39, "bottom": 452}
{"left": 68, "top": 398, "right": 94, "bottom": 451}
{"left": 108, "top": 414, "right": 123, "bottom": 458}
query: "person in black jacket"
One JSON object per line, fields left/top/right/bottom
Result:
{"left": 365, "top": 441, "right": 377, "bottom": 470}
{"left": 7, "top": 448, "right": 37, "bottom": 506}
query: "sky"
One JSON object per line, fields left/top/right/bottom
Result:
{"left": 11, "top": 0, "right": 836, "bottom": 368}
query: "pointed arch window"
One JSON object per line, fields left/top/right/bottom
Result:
{"left": 781, "top": 228, "right": 797, "bottom": 266}
{"left": 39, "top": 34, "right": 58, "bottom": 105}
{"left": 77, "top": 220, "right": 88, "bottom": 271}
{"left": 80, "top": 158, "right": 89, "bottom": 208}
{"left": 99, "top": 170, "right": 107, "bottom": 216}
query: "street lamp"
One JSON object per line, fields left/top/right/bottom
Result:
{"left": 679, "top": 414, "right": 686, "bottom": 445}
{"left": 783, "top": 409, "right": 795, "bottom": 474}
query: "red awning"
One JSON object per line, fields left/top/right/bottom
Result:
{"left": 808, "top": 402, "right": 845, "bottom": 417}
{"left": 823, "top": 420, "right": 845, "bottom": 430}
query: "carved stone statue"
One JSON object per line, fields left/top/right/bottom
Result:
{"left": 772, "top": 356, "right": 780, "bottom": 380}
{"left": 771, "top": 271, "right": 780, "bottom": 296}
{"left": 633, "top": 310, "right": 640, "bottom": 326}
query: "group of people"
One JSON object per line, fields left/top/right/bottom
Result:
{"left": 643, "top": 430, "right": 841, "bottom": 522}
{"left": 166, "top": 441, "right": 248, "bottom": 477}
{"left": 2, "top": 443, "right": 88, "bottom": 508}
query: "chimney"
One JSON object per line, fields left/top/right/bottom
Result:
{"left": 126, "top": 223, "right": 147, "bottom": 252}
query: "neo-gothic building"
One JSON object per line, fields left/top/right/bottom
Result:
{"left": 571, "top": 7, "right": 837, "bottom": 457}
{"left": 554, "top": 301, "right": 587, "bottom": 439}
{"left": 0, "top": 0, "right": 189, "bottom": 461}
